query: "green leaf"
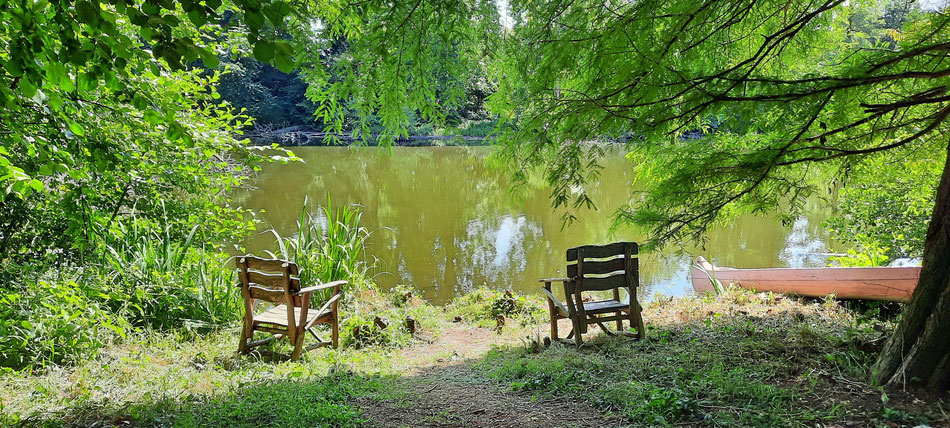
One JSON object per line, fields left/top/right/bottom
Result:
{"left": 143, "top": 109, "right": 162, "bottom": 125}
{"left": 18, "top": 78, "right": 36, "bottom": 98}
{"left": 45, "top": 61, "right": 63, "bottom": 83}
{"left": 275, "top": 52, "right": 294, "bottom": 73}
{"left": 245, "top": 10, "right": 265, "bottom": 31}
{"left": 188, "top": 9, "right": 207, "bottom": 27}
{"left": 274, "top": 40, "right": 293, "bottom": 56}
{"left": 274, "top": 41, "right": 294, "bottom": 72}
{"left": 68, "top": 121, "right": 85, "bottom": 136}
{"left": 75, "top": 1, "right": 100, "bottom": 26}
{"left": 253, "top": 40, "right": 275, "bottom": 62}
{"left": 263, "top": 1, "right": 291, "bottom": 25}
{"left": 5, "top": 58, "right": 23, "bottom": 77}
{"left": 199, "top": 47, "right": 219, "bottom": 68}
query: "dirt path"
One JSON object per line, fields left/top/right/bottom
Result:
{"left": 354, "top": 324, "right": 622, "bottom": 427}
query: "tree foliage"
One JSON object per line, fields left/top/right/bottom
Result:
{"left": 215, "top": 38, "right": 494, "bottom": 133}
{"left": 482, "top": 0, "right": 948, "bottom": 248}
{"left": 0, "top": 0, "right": 302, "bottom": 260}
{"left": 826, "top": 153, "right": 943, "bottom": 260}
{"left": 284, "top": 0, "right": 502, "bottom": 143}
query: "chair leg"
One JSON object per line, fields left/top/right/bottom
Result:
{"left": 331, "top": 316, "right": 339, "bottom": 349}
{"left": 291, "top": 329, "right": 305, "bottom": 360}
{"left": 572, "top": 317, "right": 583, "bottom": 347}
{"left": 238, "top": 328, "right": 250, "bottom": 354}
{"left": 616, "top": 311, "right": 623, "bottom": 331}
{"left": 238, "top": 317, "right": 253, "bottom": 354}
{"left": 550, "top": 315, "right": 559, "bottom": 341}
{"left": 633, "top": 303, "right": 645, "bottom": 339}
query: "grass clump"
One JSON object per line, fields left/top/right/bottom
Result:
{"left": 448, "top": 286, "right": 546, "bottom": 328}
{"left": 265, "top": 196, "right": 376, "bottom": 298}
{"left": 341, "top": 285, "right": 442, "bottom": 348}
{"left": 477, "top": 287, "right": 947, "bottom": 427}
{"left": 174, "top": 373, "right": 381, "bottom": 428}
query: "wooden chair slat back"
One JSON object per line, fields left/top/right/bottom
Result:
{"left": 237, "top": 256, "right": 300, "bottom": 304}
{"left": 566, "top": 242, "right": 637, "bottom": 260}
{"left": 247, "top": 285, "right": 286, "bottom": 302}
{"left": 566, "top": 242, "right": 639, "bottom": 294}
{"left": 576, "top": 273, "right": 628, "bottom": 291}
{"left": 246, "top": 257, "right": 299, "bottom": 274}
{"left": 566, "top": 256, "right": 626, "bottom": 277}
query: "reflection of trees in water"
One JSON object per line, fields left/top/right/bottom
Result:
{"left": 236, "top": 147, "right": 840, "bottom": 304}
{"left": 779, "top": 216, "right": 833, "bottom": 268}
{"left": 454, "top": 215, "right": 543, "bottom": 293}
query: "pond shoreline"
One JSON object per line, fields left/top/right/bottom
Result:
{"left": 240, "top": 127, "right": 490, "bottom": 147}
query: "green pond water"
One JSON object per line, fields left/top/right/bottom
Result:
{"left": 233, "top": 146, "right": 842, "bottom": 304}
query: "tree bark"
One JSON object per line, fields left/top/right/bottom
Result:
{"left": 873, "top": 140, "right": 950, "bottom": 389}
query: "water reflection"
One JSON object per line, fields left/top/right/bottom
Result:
{"left": 234, "top": 146, "right": 841, "bottom": 304}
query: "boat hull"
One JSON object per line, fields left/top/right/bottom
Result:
{"left": 690, "top": 256, "right": 920, "bottom": 302}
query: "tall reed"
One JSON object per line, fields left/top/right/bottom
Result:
{"left": 100, "top": 214, "right": 240, "bottom": 330}
{"left": 265, "top": 196, "right": 375, "bottom": 300}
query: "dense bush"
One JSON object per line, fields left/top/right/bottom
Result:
{"left": 0, "top": 267, "right": 129, "bottom": 369}
{"left": 0, "top": 217, "right": 244, "bottom": 369}
{"left": 826, "top": 154, "right": 943, "bottom": 261}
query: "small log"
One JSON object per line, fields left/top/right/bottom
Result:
{"left": 353, "top": 325, "right": 366, "bottom": 342}
{"left": 453, "top": 315, "right": 463, "bottom": 323}
{"left": 374, "top": 316, "right": 389, "bottom": 330}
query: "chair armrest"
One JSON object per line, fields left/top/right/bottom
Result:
{"left": 541, "top": 287, "right": 571, "bottom": 318}
{"left": 297, "top": 280, "right": 347, "bottom": 295}
{"left": 538, "top": 277, "right": 572, "bottom": 283}
{"left": 305, "top": 293, "right": 343, "bottom": 329}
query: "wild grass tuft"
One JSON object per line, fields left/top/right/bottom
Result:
{"left": 265, "top": 196, "right": 376, "bottom": 302}
{"left": 448, "top": 287, "right": 546, "bottom": 328}
{"left": 100, "top": 216, "right": 240, "bottom": 330}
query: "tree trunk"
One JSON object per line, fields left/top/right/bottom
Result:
{"left": 872, "top": 141, "right": 950, "bottom": 389}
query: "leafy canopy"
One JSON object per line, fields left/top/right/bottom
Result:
{"left": 0, "top": 0, "right": 301, "bottom": 259}
{"left": 485, "top": 0, "right": 948, "bottom": 247}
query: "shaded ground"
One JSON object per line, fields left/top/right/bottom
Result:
{"left": 353, "top": 291, "right": 950, "bottom": 428}
{"left": 355, "top": 325, "right": 619, "bottom": 427}
{"left": 356, "top": 364, "right": 618, "bottom": 428}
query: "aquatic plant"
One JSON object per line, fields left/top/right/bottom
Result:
{"left": 266, "top": 196, "right": 377, "bottom": 300}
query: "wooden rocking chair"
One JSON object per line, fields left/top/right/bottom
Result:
{"left": 539, "top": 242, "right": 645, "bottom": 346}
{"left": 236, "top": 256, "right": 344, "bottom": 359}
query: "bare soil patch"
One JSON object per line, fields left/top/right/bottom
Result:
{"left": 355, "top": 324, "right": 621, "bottom": 428}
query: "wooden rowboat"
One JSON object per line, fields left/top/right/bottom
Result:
{"left": 690, "top": 256, "right": 920, "bottom": 302}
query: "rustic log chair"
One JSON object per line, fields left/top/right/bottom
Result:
{"left": 539, "top": 242, "right": 645, "bottom": 346}
{"left": 236, "top": 256, "right": 345, "bottom": 359}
